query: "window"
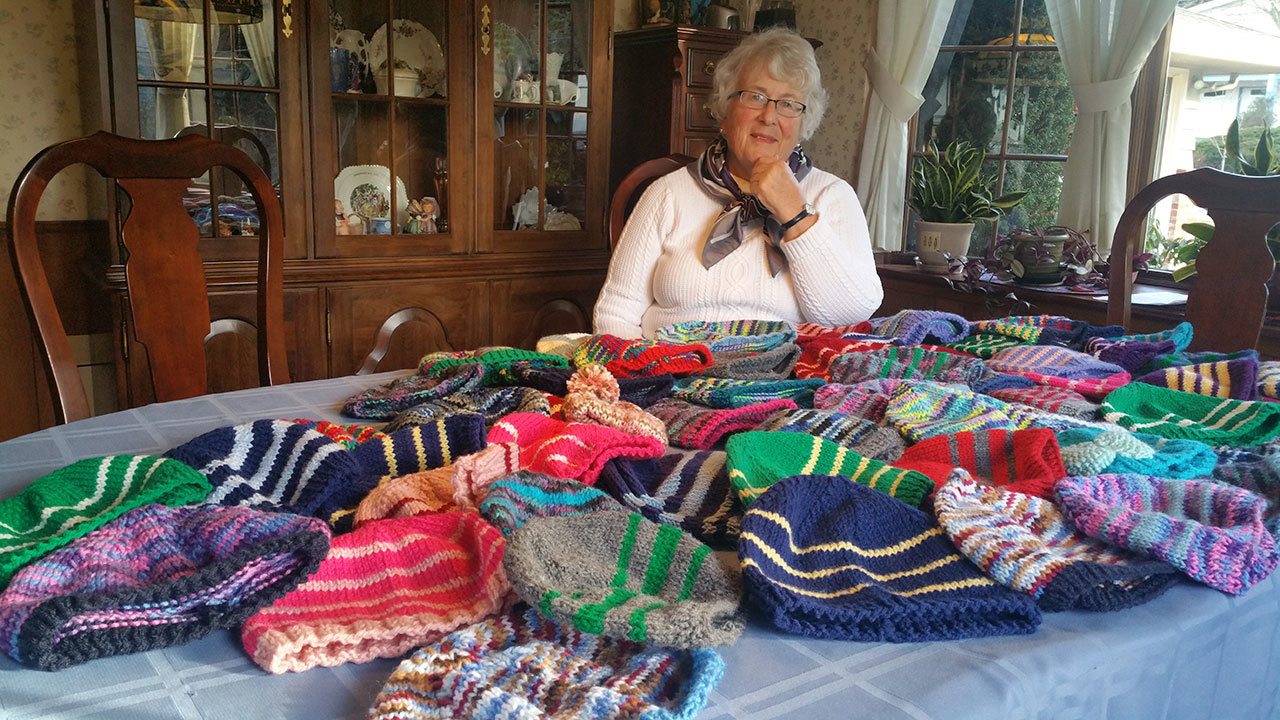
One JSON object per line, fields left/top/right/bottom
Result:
{"left": 907, "top": 0, "right": 1075, "bottom": 256}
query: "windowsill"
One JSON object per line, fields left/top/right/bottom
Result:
{"left": 874, "top": 262, "right": 1189, "bottom": 308}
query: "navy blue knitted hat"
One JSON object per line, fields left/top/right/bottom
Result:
{"left": 506, "top": 364, "right": 675, "bottom": 407}
{"left": 597, "top": 448, "right": 742, "bottom": 547}
{"left": 739, "top": 475, "right": 1041, "bottom": 642}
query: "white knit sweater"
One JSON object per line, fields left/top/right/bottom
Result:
{"left": 593, "top": 165, "right": 883, "bottom": 338}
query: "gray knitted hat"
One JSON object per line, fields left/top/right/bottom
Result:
{"left": 503, "top": 510, "right": 744, "bottom": 648}
{"left": 698, "top": 343, "right": 802, "bottom": 380}
{"left": 754, "top": 408, "right": 906, "bottom": 461}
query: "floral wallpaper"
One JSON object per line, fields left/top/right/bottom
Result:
{"left": 0, "top": 0, "right": 89, "bottom": 220}
{"left": 798, "top": 0, "right": 876, "bottom": 185}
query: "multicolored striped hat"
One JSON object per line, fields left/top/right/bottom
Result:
{"left": 672, "top": 376, "right": 826, "bottom": 409}
{"left": 164, "top": 420, "right": 358, "bottom": 519}
{"left": 1211, "top": 444, "right": 1280, "bottom": 534}
{"left": 894, "top": 428, "right": 1067, "bottom": 498}
{"left": 1101, "top": 383, "right": 1280, "bottom": 445}
{"left": 739, "top": 474, "right": 1041, "bottom": 641}
{"left": 342, "top": 364, "right": 486, "bottom": 420}
{"left": 242, "top": 511, "right": 509, "bottom": 673}
{"left": 696, "top": 343, "right": 802, "bottom": 379}
{"left": 573, "top": 335, "right": 714, "bottom": 377}
{"left": 1107, "top": 321, "right": 1193, "bottom": 353}
{"left": 883, "top": 381, "right": 1018, "bottom": 443}
{"left": 1054, "top": 474, "right": 1279, "bottom": 595}
{"left": 479, "top": 471, "right": 625, "bottom": 536}
{"left": 793, "top": 335, "right": 891, "bottom": 381}
{"left": 812, "top": 380, "right": 897, "bottom": 422}
{"left": 986, "top": 384, "right": 1100, "bottom": 420}
{"left": 0, "top": 456, "right": 211, "bottom": 588}
{"left": 1056, "top": 426, "right": 1217, "bottom": 479}
{"left": 753, "top": 408, "right": 905, "bottom": 461}
{"left": 418, "top": 347, "right": 569, "bottom": 382}
{"left": 384, "top": 386, "right": 551, "bottom": 431}
{"left": 724, "top": 431, "right": 933, "bottom": 508}
{"left": 1134, "top": 356, "right": 1260, "bottom": 401}
{"left": 488, "top": 412, "right": 666, "bottom": 486}
{"left": 286, "top": 419, "right": 385, "bottom": 449}
{"left": 866, "top": 309, "right": 971, "bottom": 345}
{"left": 0, "top": 504, "right": 329, "bottom": 670}
{"left": 988, "top": 345, "right": 1127, "bottom": 380}
{"left": 934, "top": 473, "right": 1180, "bottom": 611}
{"left": 655, "top": 319, "right": 797, "bottom": 353}
{"left": 647, "top": 397, "right": 797, "bottom": 449}
{"left": 943, "top": 332, "right": 1025, "bottom": 359}
{"left": 366, "top": 605, "right": 724, "bottom": 720}
{"left": 503, "top": 511, "right": 743, "bottom": 648}
{"left": 828, "top": 346, "right": 988, "bottom": 385}
{"left": 596, "top": 448, "right": 743, "bottom": 547}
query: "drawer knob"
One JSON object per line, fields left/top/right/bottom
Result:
{"left": 703, "top": 60, "right": 717, "bottom": 76}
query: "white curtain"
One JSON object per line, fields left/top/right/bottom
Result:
{"left": 1046, "top": 0, "right": 1176, "bottom": 254}
{"left": 142, "top": 20, "right": 198, "bottom": 138}
{"left": 240, "top": 13, "right": 278, "bottom": 112}
{"left": 855, "top": 0, "right": 956, "bottom": 252}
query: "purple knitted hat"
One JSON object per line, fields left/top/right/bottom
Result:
{"left": 647, "top": 397, "right": 798, "bottom": 449}
{"left": 987, "top": 345, "right": 1127, "bottom": 380}
{"left": 0, "top": 503, "right": 330, "bottom": 670}
{"left": 342, "top": 364, "right": 486, "bottom": 420}
{"left": 597, "top": 448, "right": 742, "bottom": 547}
{"left": 866, "top": 309, "right": 971, "bottom": 345}
{"left": 1054, "top": 474, "right": 1279, "bottom": 595}
{"left": 935, "top": 472, "right": 1180, "bottom": 611}
{"left": 1083, "top": 337, "right": 1178, "bottom": 374}
{"left": 1134, "top": 357, "right": 1260, "bottom": 401}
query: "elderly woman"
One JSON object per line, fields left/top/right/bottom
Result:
{"left": 593, "top": 27, "right": 882, "bottom": 339}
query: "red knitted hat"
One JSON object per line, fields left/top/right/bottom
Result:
{"left": 573, "top": 334, "right": 714, "bottom": 377}
{"left": 794, "top": 336, "right": 891, "bottom": 380}
{"left": 241, "top": 512, "right": 509, "bottom": 674}
{"left": 488, "top": 413, "right": 666, "bottom": 485}
{"left": 894, "top": 428, "right": 1067, "bottom": 498}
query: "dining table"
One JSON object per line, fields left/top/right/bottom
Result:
{"left": 1, "top": 370, "right": 1278, "bottom": 720}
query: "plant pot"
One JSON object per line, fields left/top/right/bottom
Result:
{"left": 1012, "top": 233, "right": 1066, "bottom": 284}
{"left": 915, "top": 221, "right": 975, "bottom": 275}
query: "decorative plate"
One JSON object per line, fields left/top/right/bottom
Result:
{"left": 368, "top": 19, "right": 447, "bottom": 97}
{"left": 493, "top": 21, "right": 535, "bottom": 94}
{"left": 334, "top": 164, "right": 409, "bottom": 225}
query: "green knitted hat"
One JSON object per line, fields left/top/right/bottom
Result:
{"left": 1101, "top": 383, "right": 1280, "bottom": 445}
{"left": 503, "top": 511, "right": 744, "bottom": 648}
{"left": 724, "top": 431, "right": 934, "bottom": 508}
{"left": 0, "top": 455, "right": 212, "bottom": 587}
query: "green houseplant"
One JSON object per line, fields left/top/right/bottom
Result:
{"left": 910, "top": 140, "right": 1027, "bottom": 274}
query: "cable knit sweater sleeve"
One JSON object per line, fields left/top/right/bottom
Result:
{"left": 593, "top": 179, "right": 672, "bottom": 338}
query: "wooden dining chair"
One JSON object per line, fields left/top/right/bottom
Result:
{"left": 608, "top": 153, "right": 694, "bottom": 249}
{"left": 6, "top": 130, "right": 289, "bottom": 425}
{"left": 1108, "top": 168, "right": 1280, "bottom": 352}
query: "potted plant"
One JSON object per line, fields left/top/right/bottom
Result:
{"left": 985, "top": 225, "right": 1099, "bottom": 286}
{"left": 909, "top": 140, "right": 1027, "bottom": 274}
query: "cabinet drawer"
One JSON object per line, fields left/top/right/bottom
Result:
{"left": 686, "top": 46, "right": 726, "bottom": 89}
{"left": 685, "top": 92, "right": 718, "bottom": 132}
{"left": 683, "top": 135, "right": 714, "bottom": 158}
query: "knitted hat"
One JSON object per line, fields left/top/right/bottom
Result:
{"left": 739, "top": 474, "right": 1041, "bottom": 641}
{"left": 1135, "top": 357, "right": 1260, "bottom": 401}
{"left": 241, "top": 512, "right": 509, "bottom": 673}
{"left": 352, "top": 466, "right": 459, "bottom": 527}
{"left": 1211, "top": 444, "right": 1280, "bottom": 534}
{"left": 535, "top": 332, "right": 591, "bottom": 359}
{"left": 970, "top": 371, "right": 1037, "bottom": 395}
{"left": 418, "top": 347, "right": 569, "bottom": 381}
{"left": 884, "top": 381, "right": 1018, "bottom": 443}
{"left": 596, "top": 448, "right": 742, "bottom": 543}
{"left": 725, "top": 431, "right": 933, "bottom": 508}
{"left": 352, "top": 414, "right": 489, "bottom": 480}
{"left": 506, "top": 364, "right": 676, "bottom": 408}
{"left": 1054, "top": 474, "right": 1279, "bottom": 595}
{"left": 561, "top": 364, "right": 668, "bottom": 441}
{"left": 829, "top": 346, "right": 988, "bottom": 386}
{"left": 0, "top": 455, "right": 211, "bottom": 588}
{"left": 165, "top": 420, "right": 361, "bottom": 520}
{"left": 479, "top": 471, "right": 626, "bottom": 536}
{"left": 894, "top": 428, "right": 1067, "bottom": 497}
{"left": 488, "top": 413, "right": 666, "bottom": 485}
{"left": 1111, "top": 321, "right": 1194, "bottom": 353}
{"left": 573, "top": 335, "right": 714, "bottom": 377}
{"left": 697, "top": 343, "right": 802, "bottom": 380}
{"left": 1260, "top": 361, "right": 1280, "bottom": 400}
{"left": 1056, "top": 426, "right": 1217, "bottom": 479}
{"left": 647, "top": 397, "right": 797, "bottom": 449}
{"left": 943, "top": 332, "right": 1025, "bottom": 359}
{"left": 342, "top": 364, "right": 486, "bottom": 420}
{"left": 866, "top": 309, "right": 971, "bottom": 345}
{"left": 1101, "top": 383, "right": 1280, "bottom": 445}
{"left": 596, "top": 449, "right": 743, "bottom": 547}
{"left": 997, "top": 367, "right": 1130, "bottom": 400}
{"left": 811, "top": 382, "right": 893, "bottom": 422}
{"left": 384, "top": 386, "right": 551, "bottom": 432}
{"left": 986, "top": 384, "right": 1100, "bottom": 420}
{"left": 795, "top": 320, "right": 875, "bottom": 338}
{"left": 286, "top": 419, "right": 386, "bottom": 449}
{"left": 450, "top": 442, "right": 522, "bottom": 508}
{"left": 969, "top": 315, "right": 1068, "bottom": 343}
{"left": 672, "top": 377, "right": 826, "bottom": 409}
{"left": 754, "top": 408, "right": 905, "bottom": 461}
{"left": 655, "top": 319, "right": 797, "bottom": 353}
{"left": 1036, "top": 321, "right": 1125, "bottom": 351}
{"left": 793, "top": 335, "right": 891, "bottom": 380}
{"left": 987, "top": 345, "right": 1127, "bottom": 380}
{"left": 1082, "top": 337, "right": 1178, "bottom": 374}
{"left": 0, "top": 504, "right": 329, "bottom": 670}
{"left": 934, "top": 473, "right": 1180, "bottom": 611}
{"left": 366, "top": 605, "right": 724, "bottom": 720}
{"left": 504, "top": 510, "right": 743, "bottom": 648}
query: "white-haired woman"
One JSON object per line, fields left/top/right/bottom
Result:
{"left": 593, "top": 27, "right": 882, "bottom": 339}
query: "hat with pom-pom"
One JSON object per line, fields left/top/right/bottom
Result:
{"left": 488, "top": 413, "right": 665, "bottom": 485}
{"left": 0, "top": 504, "right": 329, "bottom": 670}
{"left": 1055, "top": 426, "right": 1216, "bottom": 479}
{"left": 894, "top": 428, "right": 1066, "bottom": 497}
{"left": 479, "top": 471, "right": 626, "bottom": 536}
{"left": 1054, "top": 473, "right": 1279, "bottom": 595}
{"left": 561, "top": 364, "right": 668, "bottom": 441}
{"left": 504, "top": 510, "right": 743, "bottom": 648}
{"left": 753, "top": 408, "right": 905, "bottom": 461}
{"left": 934, "top": 472, "right": 1180, "bottom": 611}
{"left": 739, "top": 474, "right": 1041, "bottom": 641}
{"left": 647, "top": 397, "right": 796, "bottom": 449}
{"left": 506, "top": 363, "right": 675, "bottom": 407}
{"left": 241, "top": 511, "right": 509, "bottom": 673}
{"left": 597, "top": 449, "right": 743, "bottom": 547}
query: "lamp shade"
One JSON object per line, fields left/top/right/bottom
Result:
{"left": 135, "top": 0, "right": 263, "bottom": 24}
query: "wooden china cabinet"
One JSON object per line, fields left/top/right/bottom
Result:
{"left": 83, "top": 0, "right": 612, "bottom": 409}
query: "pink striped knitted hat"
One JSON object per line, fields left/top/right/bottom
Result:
{"left": 488, "top": 413, "right": 666, "bottom": 485}
{"left": 241, "top": 512, "right": 509, "bottom": 673}
{"left": 987, "top": 346, "right": 1130, "bottom": 399}
{"left": 647, "top": 397, "right": 798, "bottom": 449}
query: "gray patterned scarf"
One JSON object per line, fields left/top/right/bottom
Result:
{"left": 687, "top": 134, "right": 812, "bottom": 276}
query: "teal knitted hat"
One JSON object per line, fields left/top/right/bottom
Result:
{"left": 478, "top": 471, "right": 625, "bottom": 536}
{"left": 0, "top": 456, "right": 211, "bottom": 587}
{"left": 503, "top": 511, "right": 744, "bottom": 648}
{"left": 673, "top": 377, "right": 826, "bottom": 409}
{"left": 1101, "top": 383, "right": 1280, "bottom": 445}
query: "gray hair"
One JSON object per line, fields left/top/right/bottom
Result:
{"left": 708, "top": 27, "right": 828, "bottom": 141}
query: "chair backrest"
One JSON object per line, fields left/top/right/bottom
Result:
{"left": 6, "top": 130, "right": 289, "bottom": 424}
{"left": 175, "top": 123, "right": 273, "bottom": 180}
{"left": 1108, "top": 167, "right": 1280, "bottom": 352}
{"left": 608, "top": 153, "right": 694, "bottom": 249}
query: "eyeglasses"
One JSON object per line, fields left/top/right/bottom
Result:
{"left": 732, "top": 90, "right": 807, "bottom": 118}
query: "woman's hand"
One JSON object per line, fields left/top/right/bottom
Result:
{"left": 751, "top": 156, "right": 817, "bottom": 241}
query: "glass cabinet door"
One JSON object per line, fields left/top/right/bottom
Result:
{"left": 479, "top": 0, "right": 610, "bottom": 253}
{"left": 315, "top": 0, "right": 469, "bottom": 257}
